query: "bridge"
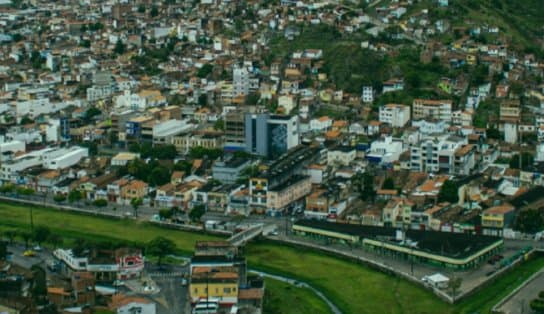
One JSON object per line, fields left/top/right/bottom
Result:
{"left": 227, "top": 223, "right": 276, "bottom": 247}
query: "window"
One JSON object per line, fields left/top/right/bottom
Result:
{"left": 224, "top": 287, "right": 231, "bottom": 293}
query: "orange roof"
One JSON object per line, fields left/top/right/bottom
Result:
{"left": 47, "top": 287, "right": 70, "bottom": 296}
{"left": 484, "top": 205, "right": 515, "bottom": 215}
{"left": 325, "top": 130, "right": 341, "bottom": 139}
{"left": 369, "top": 120, "right": 381, "bottom": 126}
{"left": 239, "top": 288, "right": 264, "bottom": 300}
{"left": 332, "top": 120, "right": 348, "bottom": 127}
{"left": 110, "top": 294, "right": 152, "bottom": 309}
{"left": 318, "top": 116, "right": 331, "bottom": 122}
{"left": 127, "top": 180, "right": 147, "bottom": 190}
{"left": 377, "top": 189, "right": 398, "bottom": 195}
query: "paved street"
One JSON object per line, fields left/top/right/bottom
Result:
{"left": 496, "top": 270, "right": 544, "bottom": 314}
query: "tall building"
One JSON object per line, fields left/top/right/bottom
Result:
{"left": 244, "top": 113, "right": 299, "bottom": 158}
{"left": 233, "top": 66, "right": 250, "bottom": 97}
{"left": 224, "top": 110, "right": 246, "bottom": 151}
{"left": 379, "top": 104, "right": 410, "bottom": 127}
{"left": 412, "top": 99, "right": 453, "bottom": 122}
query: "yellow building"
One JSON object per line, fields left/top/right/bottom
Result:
{"left": 190, "top": 266, "right": 239, "bottom": 306}
{"left": 481, "top": 204, "right": 515, "bottom": 236}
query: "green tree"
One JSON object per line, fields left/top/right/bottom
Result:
{"left": 0, "top": 184, "right": 15, "bottom": 194}
{"left": 189, "top": 204, "right": 206, "bottom": 222}
{"left": 114, "top": 39, "right": 126, "bottom": 55}
{"left": 245, "top": 93, "right": 260, "bottom": 106}
{"left": 353, "top": 172, "right": 376, "bottom": 202}
{"left": 198, "top": 94, "right": 208, "bottom": 106}
{"left": 448, "top": 277, "right": 462, "bottom": 300}
{"left": 53, "top": 194, "right": 66, "bottom": 203}
{"left": 146, "top": 236, "right": 176, "bottom": 266}
{"left": 437, "top": 180, "right": 459, "bottom": 203}
{"left": 31, "top": 265, "right": 47, "bottom": 304}
{"left": 514, "top": 208, "right": 544, "bottom": 234}
{"left": 131, "top": 197, "right": 143, "bottom": 217}
{"left": 382, "top": 177, "right": 395, "bottom": 190}
{"left": 48, "top": 234, "right": 63, "bottom": 249}
{"left": 32, "top": 226, "right": 50, "bottom": 246}
{"left": 68, "top": 189, "right": 83, "bottom": 203}
{"left": 159, "top": 208, "right": 174, "bottom": 220}
{"left": 4, "top": 230, "right": 16, "bottom": 244}
{"left": 197, "top": 63, "right": 213, "bottom": 78}
{"left": 93, "top": 199, "right": 108, "bottom": 207}
{"left": 509, "top": 152, "right": 534, "bottom": 170}
{"left": 137, "top": 5, "right": 145, "bottom": 13}
{"left": 150, "top": 5, "right": 159, "bottom": 17}
{"left": 17, "top": 187, "right": 34, "bottom": 196}
{"left": 21, "top": 231, "right": 32, "bottom": 249}
{"left": 214, "top": 118, "right": 225, "bottom": 131}
{"left": 0, "top": 241, "right": 6, "bottom": 260}
{"left": 148, "top": 166, "right": 171, "bottom": 186}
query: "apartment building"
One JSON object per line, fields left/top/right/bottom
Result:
{"left": 481, "top": 204, "right": 515, "bottom": 236}
{"left": 412, "top": 99, "right": 453, "bottom": 121}
{"left": 266, "top": 175, "right": 311, "bottom": 212}
{"left": 410, "top": 135, "right": 475, "bottom": 174}
{"left": 379, "top": 104, "right": 410, "bottom": 127}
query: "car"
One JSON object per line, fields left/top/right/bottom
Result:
{"left": 33, "top": 245, "right": 42, "bottom": 251}
{"left": 181, "top": 278, "right": 188, "bottom": 286}
{"left": 23, "top": 250, "right": 36, "bottom": 257}
{"left": 269, "top": 231, "right": 279, "bottom": 236}
{"left": 113, "top": 280, "right": 125, "bottom": 287}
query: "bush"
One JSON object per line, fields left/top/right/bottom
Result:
{"left": 539, "top": 291, "right": 544, "bottom": 299}
{"left": 93, "top": 199, "right": 108, "bottom": 207}
{"left": 53, "top": 194, "right": 66, "bottom": 203}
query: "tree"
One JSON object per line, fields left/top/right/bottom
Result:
{"left": 448, "top": 277, "right": 462, "bottom": 300}
{"left": 353, "top": 172, "right": 376, "bottom": 202}
{"left": 514, "top": 208, "right": 544, "bottom": 234}
{"left": 68, "top": 189, "right": 83, "bottom": 203}
{"left": 93, "top": 199, "right": 108, "bottom": 207}
{"left": 17, "top": 187, "right": 34, "bottom": 196}
{"left": 0, "top": 241, "right": 6, "bottom": 260}
{"left": 150, "top": 5, "right": 159, "bottom": 17}
{"left": 48, "top": 234, "right": 63, "bottom": 249}
{"left": 4, "top": 230, "right": 16, "bottom": 244}
{"left": 131, "top": 197, "right": 143, "bottom": 217}
{"left": 244, "top": 93, "right": 260, "bottom": 106}
{"left": 214, "top": 118, "right": 225, "bottom": 131}
{"left": 198, "top": 94, "right": 208, "bottom": 106}
{"left": 0, "top": 183, "right": 15, "bottom": 194}
{"left": 148, "top": 166, "right": 171, "bottom": 186}
{"left": 146, "top": 236, "right": 176, "bottom": 266}
{"left": 32, "top": 226, "right": 50, "bottom": 246}
{"left": 486, "top": 128, "right": 501, "bottom": 140}
{"left": 197, "top": 63, "right": 213, "bottom": 78}
{"left": 21, "top": 231, "right": 32, "bottom": 249}
{"left": 437, "top": 180, "right": 459, "bottom": 204}
{"left": 137, "top": 5, "right": 145, "bottom": 13}
{"left": 53, "top": 194, "right": 66, "bottom": 203}
{"left": 114, "top": 39, "right": 126, "bottom": 55}
{"left": 382, "top": 177, "right": 395, "bottom": 190}
{"left": 189, "top": 204, "right": 206, "bottom": 222}
{"left": 31, "top": 265, "right": 47, "bottom": 304}
{"left": 159, "top": 208, "right": 174, "bottom": 220}
{"left": 509, "top": 152, "right": 534, "bottom": 170}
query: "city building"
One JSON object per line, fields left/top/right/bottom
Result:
{"left": 412, "top": 99, "right": 453, "bottom": 122}
{"left": 379, "top": 104, "right": 410, "bottom": 127}
{"left": 244, "top": 114, "right": 299, "bottom": 158}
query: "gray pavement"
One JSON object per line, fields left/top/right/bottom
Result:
{"left": 496, "top": 270, "right": 544, "bottom": 314}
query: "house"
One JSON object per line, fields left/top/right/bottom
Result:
{"left": 379, "top": 104, "right": 410, "bottom": 127}
{"left": 310, "top": 116, "right": 333, "bottom": 132}
{"left": 109, "top": 294, "right": 156, "bottom": 314}
{"left": 382, "top": 198, "right": 414, "bottom": 227}
{"left": 120, "top": 180, "right": 148, "bottom": 203}
{"left": 481, "top": 204, "right": 515, "bottom": 237}
{"left": 366, "top": 136, "right": 405, "bottom": 164}
{"left": 327, "top": 146, "right": 356, "bottom": 166}
{"left": 382, "top": 78, "right": 404, "bottom": 93}
{"left": 111, "top": 152, "right": 140, "bottom": 166}
{"left": 212, "top": 158, "right": 251, "bottom": 184}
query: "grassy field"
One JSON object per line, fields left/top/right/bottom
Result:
{"left": 263, "top": 278, "right": 330, "bottom": 314}
{"left": 1, "top": 202, "right": 544, "bottom": 314}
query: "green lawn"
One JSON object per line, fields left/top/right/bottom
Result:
{"left": 1, "top": 202, "right": 544, "bottom": 314}
{"left": 263, "top": 278, "right": 330, "bottom": 314}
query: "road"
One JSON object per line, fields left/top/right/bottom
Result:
{"left": 495, "top": 270, "right": 544, "bottom": 314}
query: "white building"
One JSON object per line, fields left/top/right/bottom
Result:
{"left": 504, "top": 122, "right": 518, "bottom": 144}
{"left": 412, "top": 99, "right": 453, "bottom": 122}
{"left": 152, "top": 119, "right": 195, "bottom": 145}
{"left": 42, "top": 147, "right": 89, "bottom": 170}
{"left": 366, "top": 136, "right": 405, "bottom": 164}
{"left": 379, "top": 104, "right": 410, "bottom": 127}
{"left": 0, "top": 140, "right": 25, "bottom": 155}
{"left": 452, "top": 109, "right": 474, "bottom": 126}
{"left": 412, "top": 119, "right": 449, "bottom": 135}
{"left": 310, "top": 116, "right": 333, "bottom": 132}
{"left": 409, "top": 135, "right": 475, "bottom": 175}
{"left": 327, "top": 146, "right": 356, "bottom": 166}
{"left": 361, "top": 86, "right": 374, "bottom": 103}
{"left": 233, "top": 66, "right": 250, "bottom": 96}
